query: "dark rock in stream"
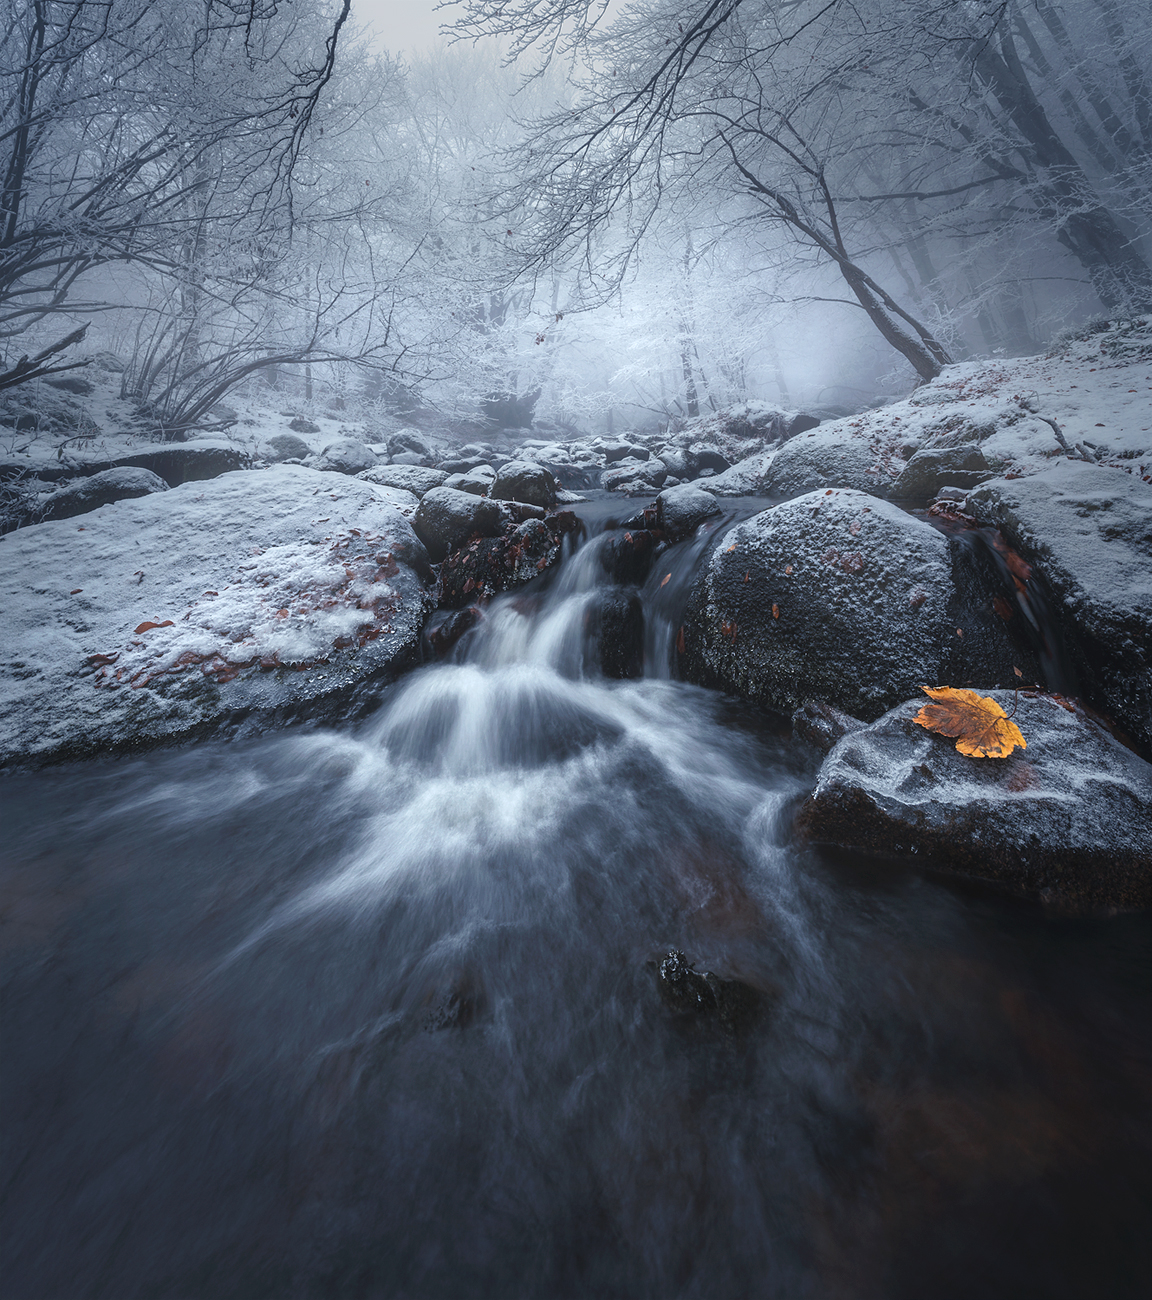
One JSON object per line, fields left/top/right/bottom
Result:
{"left": 412, "top": 486, "right": 513, "bottom": 561}
{"left": 654, "top": 950, "right": 763, "bottom": 1035}
{"left": 600, "top": 528, "right": 661, "bottom": 586}
{"left": 797, "top": 690, "right": 1152, "bottom": 909}
{"left": 682, "top": 489, "right": 1025, "bottom": 722}
{"left": 585, "top": 589, "right": 644, "bottom": 678}
{"left": 791, "top": 701, "right": 867, "bottom": 754}
{"left": 888, "top": 445, "right": 992, "bottom": 501}
{"left": 438, "top": 518, "right": 562, "bottom": 608}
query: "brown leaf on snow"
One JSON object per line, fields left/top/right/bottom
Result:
{"left": 134, "top": 620, "right": 175, "bottom": 634}
{"left": 914, "top": 686, "right": 1027, "bottom": 759}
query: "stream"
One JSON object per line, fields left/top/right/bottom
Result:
{"left": 1, "top": 506, "right": 1149, "bottom": 1300}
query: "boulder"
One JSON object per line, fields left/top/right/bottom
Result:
{"left": 706, "top": 449, "right": 777, "bottom": 497}
{"left": 797, "top": 691, "right": 1152, "bottom": 909}
{"left": 0, "top": 466, "right": 434, "bottom": 768}
{"left": 787, "top": 413, "right": 822, "bottom": 437}
{"left": 83, "top": 442, "right": 250, "bottom": 487}
{"left": 585, "top": 589, "right": 645, "bottom": 678}
{"left": 38, "top": 467, "right": 168, "bottom": 522}
{"left": 458, "top": 464, "right": 497, "bottom": 496}
{"left": 654, "top": 482, "right": 720, "bottom": 536}
{"left": 791, "top": 700, "right": 868, "bottom": 754}
{"left": 314, "top": 438, "right": 378, "bottom": 475}
{"left": 769, "top": 425, "right": 898, "bottom": 498}
{"left": 438, "top": 517, "right": 562, "bottom": 609}
{"left": 601, "top": 440, "right": 642, "bottom": 463}
{"left": 889, "top": 446, "right": 992, "bottom": 500}
{"left": 601, "top": 459, "right": 667, "bottom": 492}
{"left": 437, "top": 455, "right": 491, "bottom": 474}
{"left": 357, "top": 464, "right": 447, "bottom": 497}
{"left": 266, "top": 432, "right": 312, "bottom": 462}
{"left": 390, "top": 451, "right": 433, "bottom": 467}
{"left": 389, "top": 429, "right": 432, "bottom": 458}
{"left": 687, "top": 444, "right": 731, "bottom": 476}
{"left": 288, "top": 416, "right": 320, "bottom": 434}
{"left": 967, "top": 462, "right": 1152, "bottom": 756}
{"left": 682, "top": 489, "right": 1024, "bottom": 721}
{"left": 599, "top": 529, "right": 660, "bottom": 586}
{"left": 491, "top": 460, "right": 557, "bottom": 508}
{"left": 412, "top": 486, "right": 513, "bottom": 561}
{"left": 360, "top": 482, "right": 420, "bottom": 519}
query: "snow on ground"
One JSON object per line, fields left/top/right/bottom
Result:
{"left": 0, "top": 466, "right": 434, "bottom": 766}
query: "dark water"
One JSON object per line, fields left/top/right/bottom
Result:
{"left": 2, "top": 509, "right": 1149, "bottom": 1300}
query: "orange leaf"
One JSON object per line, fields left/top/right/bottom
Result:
{"left": 914, "top": 686, "right": 1026, "bottom": 759}
{"left": 134, "top": 620, "right": 174, "bottom": 634}
{"left": 772, "top": 603, "right": 780, "bottom": 619}
{"left": 660, "top": 573, "right": 671, "bottom": 587}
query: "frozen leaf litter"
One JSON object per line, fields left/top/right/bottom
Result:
{"left": 0, "top": 465, "right": 434, "bottom": 766}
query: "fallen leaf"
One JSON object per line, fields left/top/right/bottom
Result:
{"left": 772, "top": 603, "right": 780, "bottom": 619}
{"left": 660, "top": 573, "right": 671, "bottom": 587}
{"left": 785, "top": 565, "right": 793, "bottom": 574}
{"left": 914, "top": 686, "right": 1027, "bottom": 759}
{"left": 134, "top": 620, "right": 175, "bottom": 634}
{"left": 70, "top": 588, "right": 82, "bottom": 595}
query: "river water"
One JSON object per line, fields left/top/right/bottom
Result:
{"left": 1, "top": 507, "right": 1149, "bottom": 1299}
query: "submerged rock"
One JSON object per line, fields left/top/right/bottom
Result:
{"left": 682, "top": 490, "right": 1024, "bottom": 721}
{"left": 654, "top": 950, "right": 762, "bottom": 1035}
{"left": 797, "top": 691, "right": 1152, "bottom": 909}
{"left": 0, "top": 466, "right": 434, "bottom": 768}
{"left": 967, "top": 462, "right": 1152, "bottom": 756}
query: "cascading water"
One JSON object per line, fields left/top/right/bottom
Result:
{"left": 1, "top": 510, "right": 1148, "bottom": 1300}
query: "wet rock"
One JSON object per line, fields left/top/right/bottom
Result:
{"left": 412, "top": 486, "right": 513, "bottom": 562}
{"left": 357, "top": 464, "right": 447, "bottom": 497}
{"left": 655, "top": 482, "right": 720, "bottom": 537}
{"left": 682, "top": 489, "right": 1024, "bottom": 721}
{"left": 797, "top": 691, "right": 1152, "bottom": 909}
{"left": 788, "top": 412, "right": 821, "bottom": 437}
{"left": 438, "top": 517, "right": 562, "bottom": 608}
{"left": 491, "top": 460, "right": 558, "bottom": 507}
{"left": 585, "top": 588, "right": 644, "bottom": 678}
{"left": 266, "top": 433, "right": 311, "bottom": 462}
{"left": 889, "top": 446, "right": 992, "bottom": 500}
{"left": 38, "top": 467, "right": 168, "bottom": 522}
{"left": 314, "top": 438, "right": 378, "bottom": 475}
{"left": 425, "top": 605, "right": 484, "bottom": 657}
{"left": 791, "top": 701, "right": 868, "bottom": 754}
{"left": 654, "top": 950, "right": 762, "bottom": 1035}
{"left": 288, "top": 416, "right": 320, "bottom": 434}
{"left": 600, "top": 528, "right": 660, "bottom": 586}
{"left": 968, "top": 462, "right": 1152, "bottom": 756}
{"left": 770, "top": 425, "right": 898, "bottom": 497}
{"left": 0, "top": 466, "right": 434, "bottom": 769}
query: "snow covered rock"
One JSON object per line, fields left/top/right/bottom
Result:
{"left": 412, "top": 486, "right": 513, "bottom": 561}
{"left": 601, "top": 459, "right": 667, "bottom": 492}
{"left": 357, "top": 464, "right": 447, "bottom": 496}
{"left": 769, "top": 425, "right": 901, "bottom": 498}
{"left": 491, "top": 461, "right": 558, "bottom": 507}
{"left": 87, "top": 442, "right": 250, "bottom": 487}
{"left": 456, "top": 464, "right": 497, "bottom": 496}
{"left": 797, "top": 691, "right": 1152, "bottom": 909}
{"left": 0, "top": 466, "right": 434, "bottom": 768}
{"left": 654, "top": 482, "right": 720, "bottom": 536}
{"left": 360, "top": 482, "right": 420, "bottom": 519}
{"left": 707, "top": 449, "right": 777, "bottom": 497}
{"left": 38, "top": 467, "right": 168, "bottom": 522}
{"left": 682, "top": 489, "right": 1023, "bottom": 721}
{"left": 265, "top": 432, "right": 312, "bottom": 461}
{"left": 313, "top": 438, "right": 378, "bottom": 475}
{"left": 889, "top": 445, "right": 993, "bottom": 500}
{"left": 968, "top": 461, "right": 1152, "bottom": 755}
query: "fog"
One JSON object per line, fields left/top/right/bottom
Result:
{"left": 3, "top": 0, "right": 1150, "bottom": 433}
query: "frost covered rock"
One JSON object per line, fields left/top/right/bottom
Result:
{"left": 357, "top": 463, "right": 446, "bottom": 496}
{"left": 601, "top": 459, "right": 667, "bottom": 492}
{"left": 412, "top": 486, "right": 513, "bottom": 561}
{"left": 682, "top": 489, "right": 1023, "bottom": 721}
{"left": 687, "top": 444, "right": 730, "bottom": 476}
{"left": 491, "top": 460, "right": 558, "bottom": 507}
{"left": 288, "top": 416, "right": 320, "bottom": 434}
{"left": 89, "top": 442, "right": 250, "bottom": 487}
{"left": 457, "top": 464, "right": 497, "bottom": 496}
{"left": 360, "top": 482, "right": 420, "bottom": 518}
{"left": 968, "top": 461, "right": 1152, "bottom": 755}
{"left": 654, "top": 482, "right": 720, "bottom": 536}
{"left": 707, "top": 449, "right": 777, "bottom": 497}
{"left": 0, "top": 466, "right": 434, "bottom": 768}
{"left": 39, "top": 467, "right": 168, "bottom": 522}
{"left": 769, "top": 425, "right": 900, "bottom": 498}
{"left": 797, "top": 691, "right": 1152, "bottom": 909}
{"left": 889, "top": 446, "right": 992, "bottom": 500}
{"left": 265, "top": 432, "right": 312, "bottom": 461}
{"left": 438, "top": 517, "right": 564, "bottom": 609}
{"left": 313, "top": 438, "right": 378, "bottom": 475}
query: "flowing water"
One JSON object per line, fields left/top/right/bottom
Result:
{"left": 1, "top": 508, "right": 1149, "bottom": 1300}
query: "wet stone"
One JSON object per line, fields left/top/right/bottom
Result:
{"left": 654, "top": 950, "right": 762, "bottom": 1036}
